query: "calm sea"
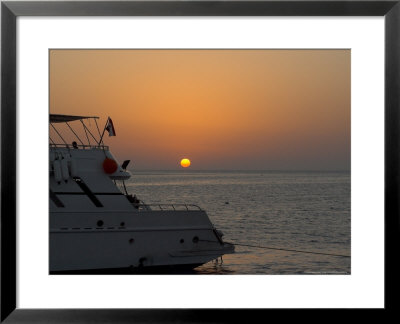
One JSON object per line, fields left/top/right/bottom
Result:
{"left": 124, "top": 170, "right": 350, "bottom": 275}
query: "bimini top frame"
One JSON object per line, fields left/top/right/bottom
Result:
{"left": 50, "top": 114, "right": 99, "bottom": 124}
{"left": 49, "top": 114, "right": 108, "bottom": 150}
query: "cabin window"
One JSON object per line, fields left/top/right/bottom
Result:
{"left": 50, "top": 190, "right": 65, "bottom": 208}
{"left": 72, "top": 177, "right": 103, "bottom": 207}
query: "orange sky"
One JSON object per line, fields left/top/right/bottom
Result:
{"left": 50, "top": 49, "right": 350, "bottom": 171}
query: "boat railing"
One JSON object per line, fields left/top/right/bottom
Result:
{"left": 137, "top": 203, "right": 203, "bottom": 211}
{"left": 50, "top": 143, "right": 109, "bottom": 150}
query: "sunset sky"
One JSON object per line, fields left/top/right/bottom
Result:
{"left": 50, "top": 49, "right": 350, "bottom": 171}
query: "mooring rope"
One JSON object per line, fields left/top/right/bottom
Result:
{"left": 229, "top": 241, "right": 350, "bottom": 258}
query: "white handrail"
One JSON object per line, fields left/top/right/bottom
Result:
{"left": 50, "top": 143, "right": 109, "bottom": 150}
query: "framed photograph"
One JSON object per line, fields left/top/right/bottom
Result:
{"left": 1, "top": 0, "right": 398, "bottom": 321}
{"left": 47, "top": 48, "right": 350, "bottom": 277}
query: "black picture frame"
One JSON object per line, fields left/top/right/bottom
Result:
{"left": 1, "top": 0, "right": 398, "bottom": 322}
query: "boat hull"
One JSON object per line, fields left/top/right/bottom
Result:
{"left": 50, "top": 263, "right": 205, "bottom": 274}
{"left": 50, "top": 209, "right": 234, "bottom": 272}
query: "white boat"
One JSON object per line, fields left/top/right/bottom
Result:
{"left": 49, "top": 114, "right": 234, "bottom": 273}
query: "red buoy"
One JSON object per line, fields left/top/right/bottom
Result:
{"left": 103, "top": 158, "right": 118, "bottom": 174}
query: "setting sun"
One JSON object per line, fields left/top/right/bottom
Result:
{"left": 180, "top": 158, "right": 191, "bottom": 168}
